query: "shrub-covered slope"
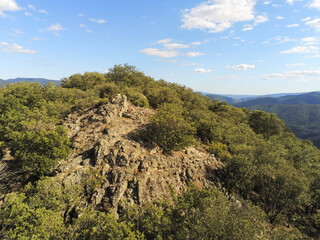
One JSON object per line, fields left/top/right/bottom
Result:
{"left": 1, "top": 65, "right": 320, "bottom": 239}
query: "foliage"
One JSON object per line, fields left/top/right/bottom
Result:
{"left": 139, "top": 103, "right": 195, "bottom": 153}
{"left": 61, "top": 72, "right": 106, "bottom": 91}
{"left": 121, "top": 187, "right": 303, "bottom": 240}
{"left": 81, "top": 169, "right": 104, "bottom": 198}
{"left": 1, "top": 64, "right": 320, "bottom": 238}
{"left": 72, "top": 208, "right": 145, "bottom": 240}
{"left": 249, "top": 110, "right": 285, "bottom": 139}
{"left": 8, "top": 126, "right": 70, "bottom": 175}
{"left": 123, "top": 88, "right": 149, "bottom": 107}
{"left": 144, "top": 86, "right": 182, "bottom": 108}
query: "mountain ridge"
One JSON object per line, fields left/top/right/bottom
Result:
{"left": 204, "top": 91, "right": 318, "bottom": 104}
{"left": 0, "top": 78, "right": 60, "bottom": 87}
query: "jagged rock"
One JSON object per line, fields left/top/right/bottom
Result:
{"left": 56, "top": 95, "right": 224, "bottom": 215}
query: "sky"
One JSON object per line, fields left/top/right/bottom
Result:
{"left": 2, "top": 0, "right": 320, "bottom": 94}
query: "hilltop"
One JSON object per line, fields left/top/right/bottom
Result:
{"left": 0, "top": 65, "right": 320, "bottom": 239}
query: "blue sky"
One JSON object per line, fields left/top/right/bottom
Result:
{"left": 2, "top": 0, "right": 320, "bottom": 94}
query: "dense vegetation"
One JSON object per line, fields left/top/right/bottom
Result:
{"left": 1, "top": 64, "right": 320, "bottom": 239}
{"left": 0, "top": 78, "right": 59, "bottom": 88}
{"left": 234, "top": 103, "right": 320, "bottom": 148}
{"left": 231, "top": 92, "right": 320, "bottom": 148}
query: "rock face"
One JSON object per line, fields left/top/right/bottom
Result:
{"left": 56, "top": 95, "right": 222, "bottom": 215}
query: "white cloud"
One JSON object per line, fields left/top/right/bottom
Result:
{"left": 287, "top": 0, "right": 303, "bottom": 5}
{"left": 144, "top": 38, "right": 205, "bottom": 59}
{"left": 140, "top": 48, "right": 179, "bottom": 58}
{"left": 0, "top": 0, "right": 21, "bottom": 16}
{"left": 301, "top": 37, "right": 320, "bottom": 45}
{"left": 305, "top": 18, "right": 320, "bottom": 31}
{"left": 192, "top": 41, "right": 204, "bottom": 45}
{"left": 28, "top": 4, "right": 36, "bottom": 11}
{"left": 47, "top": 23, "right": 65, "bottom": 32}
{"left": 181, "top": 0, "right": 257, "bottom": 33}
{"left": 154, "top": 39, "right": 172, "bottom": 44}
{"left": 281, "top": 46, "right": 319, "bottom": 54}
{"left": 276, "top": 16, "right": 284, "bottom": 20}
{"left": 263, "top": 36, "right": 296, "bottom": 45}
{"left": 286, "top": 63, "right": 306, "bottom": 67}
{"left": 254, "top": 15, "right": 269, "bottom": 25}
{"left": 265, "top": 70, "right": 320, "bottom": 79}
{"left": 242, "top": 26, "right": 253, "bottom": 31}
{"left": 89, "top": 18, "right": 106, "bottom": 24}
{"left": 32, "top": 37, "right": 45, "bottom": 41}
{"left": 301, "top": 17, "right": 311, "bottom": 22}
{"left": 24, "top": 11, "right": 32, "bottom": 17}
{"left": 185, "top": 51, "right": 205, "bottom": 57}
{"left": 242, "top": 14, "right": 269, "bottom": 31}
{"left": 154, "top": 39, "right": 190, "bottom": 50}
{"left": 286, "top": 24, "right": 300, "bottom": 28}
{"left": 164, "top": 43, "right": 189, "bottom": 50}
{"left": 0, "top": 42, "right": 36, "bottom": 54}
{"left": 264, "top": 1, "right": 271, "bottom": 4}
{"left": 79, "top": 24, "right": 92, "bottom": 33}
{"left": 310, "top": 0, "right": 320, "bottom": 10}
{"left": 153, "top": 38, "right": 207, "bottom": 50}
{"left": 78, "top": 13, "right": 85, "bottom": 17}
{"left": 193, "top": 68, "right": 212, "bottom": 73}
{"left": 39, "top": 9, "right": 48, "bottom": 14}
{"left": 227, "top": 64, "right": 255, "bottom": 70}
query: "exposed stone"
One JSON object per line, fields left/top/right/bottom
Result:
{"left": 55, "top": 95, "right": 223, "bottom": 215}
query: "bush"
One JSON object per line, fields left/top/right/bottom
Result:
{"left": 140, "top": 103, "right": 195, "bottom": 153}
{"left": 249, "top": 110, "right": 285, "bottom": 139}
{"left": 61, "top": 72, "right": 107, "bottom": 91}
{"left": 95, "top": 82, "right": 120, "bottom": 99}
{"left": 124, "top": 88, "right": 149, "bottom": 108}
{"left": 8, "top": 126, "right": 71, "bottom": 176}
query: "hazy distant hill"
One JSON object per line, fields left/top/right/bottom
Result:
{"left": 0, "top": 78, "right": 60, "bottom": 87}
{"left": 205, "top": 91, "right": 311, "bottom": 104}
{"left": 234, "top": 92, "right": 320, "bottom": 148}
{"left": 0, "top": 79, "right": 6, "bottom": 87}
{"left": 243, "top": 104, "right": 320, "bottom": 148}
{"left": 204, "top": 93, "right": 238, "bottom": 104}
{"left": 234, "top": 92, "right": 320, "bottom": 107}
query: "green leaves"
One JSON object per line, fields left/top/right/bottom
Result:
{"left": 140, "top": 103, "right": 195, "bottom": 153}
{"left": 249, "top": 110, "right": 285, "bottom": 139}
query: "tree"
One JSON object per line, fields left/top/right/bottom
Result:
{"left": 61, "top": 72, "right": 106, "bottom": 91}
{"left": 140, "top": 103, "right": 195, "bottom": 153}
{"left": 8, "top": 126, "right": 71, "bottom": 176}
{"left": 249, "top": 110, "right": 285, "bottom": 139}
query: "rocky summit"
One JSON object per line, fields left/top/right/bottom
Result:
{"left": 54, "top": 94, "right": 222, "bottom": 215}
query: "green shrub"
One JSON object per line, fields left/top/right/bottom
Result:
{"left": 124, "top": 88, "right": 149, "bottom": 107}
{"left": 8, "top": 126, "right": 71, "bottom": 176}
{"left": 140, "top": 103, "right": 195, "bottom": 153}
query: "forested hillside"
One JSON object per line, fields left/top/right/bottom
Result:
{"left": 0, "top": 79, "right": 6, "bottom": 87}
{"left": 0, "top": 78, "right": 60, "bottom": 87}
{"left": 234, "top": 94, "right": 320, "bottom": 148}
{"left": 1, "top": 65, "right": 320, "bottom": 239}
{"left": 235, "top": 92, "right": 320, "bottom": 108}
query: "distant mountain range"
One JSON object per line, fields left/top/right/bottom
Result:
{"left": 205, "top": 91, "right": 320, "bottom": 148}
{"left": 0, "top": 78, "right": 60, "bottom": 87}
{"left": 204, "top": 91, "right": 312, "bottom": 104}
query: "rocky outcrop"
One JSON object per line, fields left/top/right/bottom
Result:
{"left": 56, "top": 94, "right": 223, "bottom": 215}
